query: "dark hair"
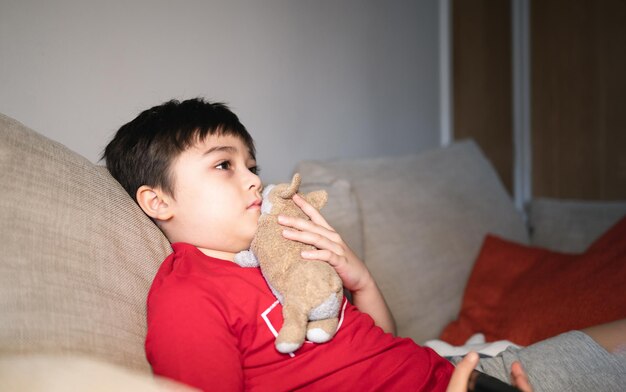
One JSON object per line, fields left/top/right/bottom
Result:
{"left": 102, "top": 98, "right": 255, "bottom": 200}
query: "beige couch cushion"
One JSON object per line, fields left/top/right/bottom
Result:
{"left": 296, "top": 140, "right": 529, "bottom": 343}
{"left": 0, "top": 113, "right": 171, "bottom": 372}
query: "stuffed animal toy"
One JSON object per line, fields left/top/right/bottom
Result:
{"left": 235, "top": 173, "right": 343, "bottom": 354}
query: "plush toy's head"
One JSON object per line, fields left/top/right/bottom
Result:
{"left": 261, "top": 173, "right": 328, "bottom": 219}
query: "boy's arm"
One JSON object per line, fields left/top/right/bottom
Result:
{"left": 349, "top": 271, "right": 397, "bottom": 335}
{"left": 279, "top": 194, "right": 397, "bottom": 335}
{"left": 146, "top": 284, "right": 244, "bottom": 391}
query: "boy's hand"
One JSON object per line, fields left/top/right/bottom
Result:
{"left": 510, "top": 362, "right": 533, "bottom": 392}
{"left": 279, "top": 193, "right": 397, "bottom": 335}
{"left": 447, "top": 352, "right": 480, "bottom": 392}
{"left": 446, "top": 352, "right": 533, "bottom": 392}
{"left": 278, "top": 193, "right": 370, "bottom": 293}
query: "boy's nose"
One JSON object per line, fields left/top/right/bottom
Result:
{"left": 247, "top": 171, "right": 262, "bottom": 190}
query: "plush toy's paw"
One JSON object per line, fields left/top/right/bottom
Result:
{"left": 275, "top": 341, "right": 302, "bottom": 354}
{"left": 306, "top": 328, "right": 331, "bottom": 343}
{"left": 306, "top": 318, "right": 338, "bottom": 343}
{"left": 233, "top": 250, "right": 259, "bottom": 267}
{"left": 275, "top": 314, "right": 306, "bottom": 354}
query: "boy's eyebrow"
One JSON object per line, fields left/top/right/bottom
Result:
{"left": 202, "top": 145, "right": 255, "bottom": 162}
{"left": 202, "top": 145, "right": 238, "bottom": 156}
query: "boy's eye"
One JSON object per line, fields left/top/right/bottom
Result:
{"left": 249, "top": 166, "right": 260, "bottom": 175}
{"left": 216, "top": 161, "right": 231, "bottom": 170}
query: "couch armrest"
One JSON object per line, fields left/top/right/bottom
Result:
{"left": 0, "top": 354, "right": 197, "bottom": 391}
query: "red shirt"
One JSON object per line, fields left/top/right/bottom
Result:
{"left": 146, "top": 242, "right": 453, "bottom": 391}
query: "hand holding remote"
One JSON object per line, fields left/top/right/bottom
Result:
{"left": 446, "top": 352, "right": 533, "bottom": 392}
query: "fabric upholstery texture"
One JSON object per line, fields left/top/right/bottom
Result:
{"left": 529, "top": 198, "right": 626, "bottom": 253}
{"left": 0, "top": 114, "right": 172, "bottom": 372}
{"left": 440, "top": 216, "right": 626, "bottom": 346}
{"left": 296, "top": 140, "right": 529, "bottom": 343}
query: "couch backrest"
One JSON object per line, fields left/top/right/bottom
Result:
{"left": 0, "top": 114, "right": 172, "bottom": 372}
{"left": 296, "top": 140, "right": 529, "bottom": 343}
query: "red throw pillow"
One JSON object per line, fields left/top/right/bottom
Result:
{"left": 440, "top": 215, "right": 626, "bottom": 346}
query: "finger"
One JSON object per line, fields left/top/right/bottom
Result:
{"left": 510, "top": 362, "right": 533, "bottom": 392}
{"left": 282, "top": 229, "right": 344, "bottom": 256}
{"left": 278, "top": 214, "right": 342, "bottom": 244}
{"left": 300, "top": 249, "right": 342, "bottom": 267}
{"left": 292, "top": 193, "right": 334, "bottom": 231}
{"left": 446, "top": 352, "right": 479, "bottom": 392}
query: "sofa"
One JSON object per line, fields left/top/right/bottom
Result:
{"left": 1, "top": 112, "right": 625, "bottom": 390}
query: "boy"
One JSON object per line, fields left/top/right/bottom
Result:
{"left": 104, "top": 98, "right": 622, "bottom": 391}
{"left": 104, "top": 97, "right": 454, "bottom": 390}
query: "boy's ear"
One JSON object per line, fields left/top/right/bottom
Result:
{"left": 136, "top": 185, "right": 174, "bottom": 221}
{"left": 305, "top": 190, "right": 328, "bottom": 210}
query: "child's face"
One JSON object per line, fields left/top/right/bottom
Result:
{"left": 164, "top": 133, "right": 262, "bottom": 261}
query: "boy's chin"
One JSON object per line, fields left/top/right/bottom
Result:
{"left": 239, "top": 238, "right": 254, "bottom": 251}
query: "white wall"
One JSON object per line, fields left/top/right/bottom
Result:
{"left": 0, "top": 0, "right": 440, "bottom": 183}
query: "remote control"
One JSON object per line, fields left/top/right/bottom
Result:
{"left": 468, "top": 370, "right": 522, "bottom": 392}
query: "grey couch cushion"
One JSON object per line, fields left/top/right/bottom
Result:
{"left": 0, "top": 113, "right": 171, "bottom": 372}
{"left": 529, "top": 198, "right": 626, "bottom": 253}
{"left": 296, "top": 140, "right": 528, "bottom": 343}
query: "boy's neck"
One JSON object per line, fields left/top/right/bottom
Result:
{"left": 197, "top": 246, "right": 237, "bottom": 262}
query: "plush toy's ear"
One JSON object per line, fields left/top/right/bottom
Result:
{"left": 279, "top": 173, "right": 302, "bottom": 199}
{"left": 305, "top": 190, "right": 328, "bottom": 210}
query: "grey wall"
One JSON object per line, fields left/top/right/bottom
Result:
{"left": 0, "top": 0, "right": 441, "bottom": 183}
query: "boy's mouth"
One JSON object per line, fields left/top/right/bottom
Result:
{"left": 247, "top": 199, "right": 262, "bottom": 210}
